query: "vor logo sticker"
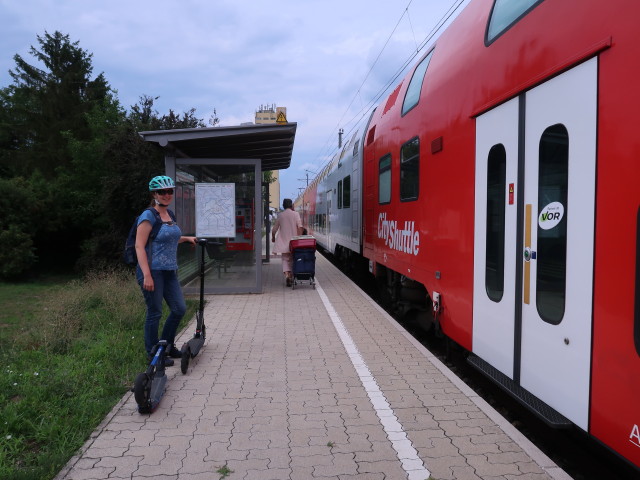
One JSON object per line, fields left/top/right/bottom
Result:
{"left": 539, "top": 202, "right": 564, "bottom": 230}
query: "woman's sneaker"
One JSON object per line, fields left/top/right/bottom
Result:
{"left": 168, "top": 345, "right": 183, "bottom": 358}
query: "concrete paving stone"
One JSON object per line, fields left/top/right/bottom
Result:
{"left": 290, "top": 445, "right": 337, "bottom": 461}
{"left": 427, "top": 406, "right": 476, "bottom": 421}
{"left": 352, "top": 440, "right": 400, "bottom": 462}
{"left": 469, "top": 432, "right": 514, "bottom": 445}
{"left": 152, "top": 435, "right": 192, "bottom": 456}
{"left": 437, "top": 420, "right": 485, "bottom": 437}
{"left": 203, "top": 441, "right": 248, "bottom": 462}
{"left": 423, "top": 455, "right": 472, "bottom": 480}
{"left": 131, "top": 473, "right": 179, "bottom": 480}
{"left": 244, "top": 467, "right": 293, "bottom": 480}
{"left": 250, "top": 430, "right": 290, "bottom": 449}
{"left": 415, "top": 436, "right": 461, "bottom": 458}
{"left": 62, "top": 466, "right": 115, "bottom": 480}
{"left": 344, "top": 424, "right": 389, "bottom": 443}
{"left": 331, "top": 432, "right": 373, "bottom": 453}
{"left": 342, "top": 410, "right": 381, "bottom": 428}
{"left": 247, "top": 446, "right": 291, "bottom": 469}
{"left": 132, "top": 453, "right": 185, "bottom": 477}
{"left": 214, "top": 458, "right": 269, "bottom": 478}
{"left": 309, "top": 426, "right": 349, "bottom": 447}
{"left": 338, "top": 473, "right": 386, "bottom": 480}
{"left": 189, "top": 432, "right": 230, "bottom": 452}
{"left": 356, "top": 460, "right": 410, "bottom": 479}
{"left": 504, "top": 473, "right": 552, "bottom": 480}
{"left": 168, "top": 405, "right": 205, "bottom": 421}
{"left": 486, "top": 450, "right": 542, "bottom": 466}
{"left": 125, "top": 445, "right": 167, "bottom": 465}
{"left": 451, "top": 435, "right": 502, "bottom": 455}
{"left": 289, "top": 466, "right": 319, "bottom": 479}
{"left": 312, "top": 453, "right": 358, "bottom": 477}
{"left": 194, "top": 418, "right": 226, "bottom": 435}
{"left": 79, "top": 446, "right": 129, "bottom": 459}
{"left": 178, "top": 451, "right": 225, "bottom": 475}
{"left": 93, "top": 455, "right": 142, "bottom": 477}
{"left": 86, "top": 436, "right": 133, "bottom": 451}
{"left": 449, "top": 465, "right": 485, "bottom": 480}
{"left": 515, "top": 460, "right": 550, "bottom": 475}
{"left": 216, "top": 410, "right": 254, "bottom": 427}
{"left": 466, "top": 453, "right": 523, "bottom": 477}
{"left": 228, "top": 432, "right": 270, "bottom": 450}
{"left": 249, "top": 415, "right": 288, "bottom": 432}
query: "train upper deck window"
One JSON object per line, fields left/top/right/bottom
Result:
{"left": 402, "top": 50, "right": 434, "bottom": 116}
{"left": 486, "top": 0, "right": 544, "bottom": 44}
{"left": 343, "top": 175, "right": 351, "bottom": 208}
{"left": 486, "top": 144, "right": 506, "bottom": 302}
{"left": 338, "top": 180, "right": 343, "bottom": 209}
{"left": 536, "top": 124, "right": 568, "bottom": 325}
{"left": 379, "top": 155, "right": 392, "bottom": 204}
{"left": 400, "top": 137, "right": 419, "bottom": 201}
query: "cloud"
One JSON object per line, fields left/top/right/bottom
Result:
{"left": 0, "top": 0, "right": 469, "bottom": 198}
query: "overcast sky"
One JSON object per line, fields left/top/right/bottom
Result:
{"left": 0, "top": 0, "right": 469, "bottom": 200}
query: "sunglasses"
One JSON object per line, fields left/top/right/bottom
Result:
{"left": 155, "top": 189, "right": 174, "bottom": 196}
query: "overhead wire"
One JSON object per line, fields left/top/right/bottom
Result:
{"left": 307, "top": 0, "right": 468, "bottom": 187}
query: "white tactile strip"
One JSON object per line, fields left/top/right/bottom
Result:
{"left": 315, "top": 278, "right": 432, "bottom": 480}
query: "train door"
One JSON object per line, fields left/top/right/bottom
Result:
{"left": 473, "top": 58, "right": 597, "bottom": 430}
{"left": 473, "top": 97, "right": 519, "bottom": 379}
{"left": 326, "top": 190, "right": 332, "bottom": 251}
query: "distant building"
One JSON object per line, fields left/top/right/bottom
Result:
{"left": 255, "top": 104, "right": 286, "bottom": 211}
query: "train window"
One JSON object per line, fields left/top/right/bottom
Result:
{"left": 343, "top": 175, "right": 351, "bottom": 208}
{"left": 536, "top": 124, "right": 568, "bottom": 325}
{"left": 400, "top": 137, "right": 419, "bottom": 201}
{"left": 353, "top": 140, "right": 359, "bottom": 157}
{"left": 485, "top": 144, "right": 506, "bottom": 302}
{"left": 635, "top": 206, "right": 640, "bottom": 356}
{"left": 402, "top": 50, "right": 434, "bottom": 116}
{"left": 379, "top": 154, "right": 392, "bottom": 204}
{"left": 486, "top": 0, "right": 544, "bottom": 44}
{"left": 338, "top": 180, "right": 343, "bottom": 209}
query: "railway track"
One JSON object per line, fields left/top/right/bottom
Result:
{"left": 325, "top": 252, "right": 638, "bottom": 480}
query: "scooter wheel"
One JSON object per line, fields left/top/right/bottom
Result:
{"left": 180, "top": 346, "right": 191, "bottom": 374}
{"left": 133, "top": 372, "right": 152, "bottom": 413}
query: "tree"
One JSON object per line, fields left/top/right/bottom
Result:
{"left": 6, "top": 31, "right": 110, "bottom": 177}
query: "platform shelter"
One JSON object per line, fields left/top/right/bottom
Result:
{"left": 140, "top": 122, "right": 297, "bottom": 294}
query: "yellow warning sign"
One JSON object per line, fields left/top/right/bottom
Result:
{"left": 276, "top": 111, "right": 287, "bottom": 124}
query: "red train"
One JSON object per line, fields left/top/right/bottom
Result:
{"left": 297, "top": 0, "right": 640, "bottom": 470}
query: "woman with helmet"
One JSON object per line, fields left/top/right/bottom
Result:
{"left": 135, "top": 175, "right": 197, "bottom": 366}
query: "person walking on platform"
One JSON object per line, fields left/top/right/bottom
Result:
{"left": 271, "top": 198, "right": 303, "bottom": 286}
{"left": 135, "top": 175, "right": 197, "bottom": 366}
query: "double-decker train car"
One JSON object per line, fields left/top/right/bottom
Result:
{"left": 298, "top": 0, "right": 640, "bottom": 470}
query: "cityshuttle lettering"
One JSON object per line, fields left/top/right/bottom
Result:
{"left": 377, "top": 213, "right": 420, "bottom": 255}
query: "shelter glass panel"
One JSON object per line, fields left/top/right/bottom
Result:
{"left": 173, "top": 161, "right": 261, "bottom": 294}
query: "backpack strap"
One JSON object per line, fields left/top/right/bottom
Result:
{"left": 147, "top": 207, "right": 177, "bottom": 242}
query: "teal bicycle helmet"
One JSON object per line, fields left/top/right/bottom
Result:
{"left": 149, "top": 175, "right": 175, "bottom": 191}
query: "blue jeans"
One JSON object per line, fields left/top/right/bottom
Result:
{"left": 136, "top": 268, "right": 186, "bottom": 355}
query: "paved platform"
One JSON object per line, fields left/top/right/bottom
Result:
{"left": 56, "top": 254, "right": 571, "bottom": 480}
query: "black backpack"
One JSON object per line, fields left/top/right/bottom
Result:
{"left": 123, "top": 207, "right": 177, "bottom": 265}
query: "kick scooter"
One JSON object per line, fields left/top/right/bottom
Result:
{"left": 133, "top": 340, "right": 169, "bottom": 414}
{"left": 180, "top": 238, "right": 208, "bottom": 374}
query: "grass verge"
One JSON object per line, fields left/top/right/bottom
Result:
{"left": 0, "top": 269, "right": 196, "bottom": 480}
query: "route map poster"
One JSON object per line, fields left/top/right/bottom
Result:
{"left": 195, "top": 183, "right": 235, "bottom": 238}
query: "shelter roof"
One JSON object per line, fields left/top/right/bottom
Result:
{"left": 140, "top": 122, "right": 297, "bottom": 171}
